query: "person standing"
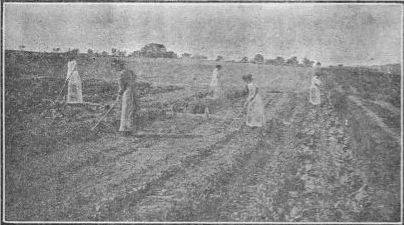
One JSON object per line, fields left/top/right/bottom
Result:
{"left": 114, "top": 59, "right": 138, "bottom": 136}
{"left": 309, "top": 63, "right": 322, "bottom": 106}
{"left": 192, "top": 72, "right": 197, "bottom": 90}
{"left": 66, "top": 54, "right": 83, "bottom": 103}
{"left": 209, "top": 65, "right": 223, "bottom": 99}
{"left": 242, "top": 74, "right": 266, "bottom": 127}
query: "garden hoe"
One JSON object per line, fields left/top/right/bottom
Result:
{"left": 91, "top": 95, "right": 120, "bottom": 131}
{"left": 56, "top": 71, "right": 74, "bottom": 102}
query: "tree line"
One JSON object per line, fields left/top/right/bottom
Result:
{"left": 239, "top": 54, "right": 321, "bottom": 67}
{"left": 18, "top": 43, "right": 320, "bottom": 66}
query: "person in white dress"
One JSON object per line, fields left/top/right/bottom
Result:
{"left": 242, "top": 74, "right": 266, "bottom": 127}
{"left": 209, "top": 65, "right": 223, "bottom": 99}
{"left": 309, "top": 62, "right": 322, "bottom": 105}
{"left": 113, "top": 59, "right": 138, "bottom": 136}
{"left": 66, "top": 54, "right": 83, "bottom": 103}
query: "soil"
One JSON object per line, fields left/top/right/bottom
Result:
{"left": 4, "top": 58, "right": 401, "bottom": 222}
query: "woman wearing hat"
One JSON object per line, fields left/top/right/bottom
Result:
{"left": 242, "top": 74, "right": 266, "bottom": 127}
{"left": 309, "top": 62, "right": 322, "bottom": 105}
{"left": 209, "top": 65, "right": 223, "bottom": 99}
{"left": 113, "top": 59, "right": 138, "bottom": 136}
{"left": 66, "top": 53, "right": 83, "bottom": 103}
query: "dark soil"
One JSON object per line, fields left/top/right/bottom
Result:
{"left": 4, "top": 54, "right": 401, "bottom": 222}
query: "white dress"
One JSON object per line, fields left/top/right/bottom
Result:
{"left": 246, "top": 83, "right": 266, "bottom": 127}
{"left": 309, "top": 76, "right": 322, "bottom": 105}
{"left": 209, "top": 68, "right": 223, "bottom": 99}
{"left": 118, "top": 70, "right": 138, "bottom": 132}
{"left": 66, "top": 60, "right": 83, "bottom": 103}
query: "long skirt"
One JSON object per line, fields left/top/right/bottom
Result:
{"left": 309, "top": 85, "right": 321, "bottom": 105}
{"left": 67, "top": 71, "right": 83, "bottom": 103}
{"left": 119, "top": 88, "right": 136, "bottom": 132}
{"left": 210, "top": 83, "right": 224, "bottom": 99}
{"left": 246, "top": 94, "right": 266, "bottom": 127}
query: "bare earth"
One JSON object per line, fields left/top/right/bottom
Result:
{"left": 5, "top": 60, "right": 401, "bottom": 222}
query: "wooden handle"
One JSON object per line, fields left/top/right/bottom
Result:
{"left": 90, "top": 96, "right": 120, "bottom": 131}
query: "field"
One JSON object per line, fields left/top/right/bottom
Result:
{"left": 4, "top": 50, "right": 402, "bottom": 222}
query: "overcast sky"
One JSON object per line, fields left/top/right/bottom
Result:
{"left": 4, "top": 3, "right": 402, "bottom": 65}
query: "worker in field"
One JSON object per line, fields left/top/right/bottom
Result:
{"left": 242, "top": 74, "right": 266, "bottom": 128}
{"left": 113, "top": 59, "right": 138, "bottom": 136}
{"left": 66, "top": 53, "right": 83, "bottom": 103}
{"left": 209, "top": 65, "right": 223, "bottom": 99}
{"left": 309, "top": 62, "right": 322, "bottom": 105}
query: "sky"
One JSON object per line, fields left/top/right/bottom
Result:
{"left": 4, "top": 3, "right": 402, "bottom": 66}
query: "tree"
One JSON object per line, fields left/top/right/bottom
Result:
{"left": 70, "top": 48, "right": 79, "bottom": 55}
{"left": 285, "top": 56, "right": 299, "bottom": 66}
{"left": 165, "top": 51, "right": 178, "bottom": 58}
{"left": 191, "top": 54, "right": 208, "bottom": 60}
{"left": 254, "top": 54, "right": 264, "bottom": 64}
{"left": 216, "top": 56, "right": 224, "bottom": 61}
{"left": 87, "top": 49, "right": 94, "bottom": 55}
{"left": 111, "top": 48, "right": 117, "bottom": 56}
{"left": 274, "top": 56, "right": 285, "bottom": 66}
{"left": 118, "top": 50, "right": 126, "bottom": 57}
{"left": 302, "top": 57, "right": 315, "bottom": 67}
{"left": 316, "top": 61, "right": 321, "bottom": 66}
{"left": 265, "top": 59, "right": 277, "bottom": 65}
{"left": 240, "top": 57, "right": 249, "bottom": 63}
{"left": 130, "top": 51, "right": 141, "bottom": 57}
{"left": 141, "top": 43, "right": 167, "bottom": 58}
{"left": 181, "top": 53, "right": 192, "bottom": 58}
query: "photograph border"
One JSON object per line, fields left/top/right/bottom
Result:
{"left": 1, "top": 1, "right": 403, "bottom": 224}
